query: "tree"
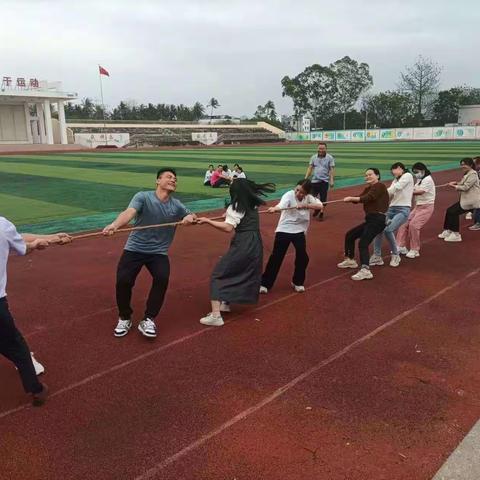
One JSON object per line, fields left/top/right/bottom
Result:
{"left": 192, "top": 102, "right": 205, "bottom": 120}
{"left": 254, "top": 100, "right": 278, "bottom": 123}
{"left": 432, "top": 86, "right": 480, "bottom": 125}
{"left": 329, "top": 56, "right": 373, "bottom": 129}
{"left": 282, "top": 64, "right": 338, "bottom": 129}
{"left": 398, "top": 55, "right": 442, "bottom": 125}
{"left": 361, "top": 91, "right": 415, "bottom": 128}
{"left": 207, "top": 98, "right": 220, "bottom": 119}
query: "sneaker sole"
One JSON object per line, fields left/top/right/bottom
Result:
{"left": 351, "top": 276, "right": 373, "bottom": 281}
{"left": 138, "top": 325, "right": 157, "bottom": 338}
{"left": 200, "top": 319, "right": 224, "bottom": 327}
{"left": 114, "top": 329, "right": 131, "bottom": 337}
{"left": 337, "top": 264, "right": 358, "bottom": 269}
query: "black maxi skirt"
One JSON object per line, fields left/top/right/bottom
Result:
{"left": 210, "top": 231, "right": 263, "bottom": 304}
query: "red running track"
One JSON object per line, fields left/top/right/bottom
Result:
{"left": 1, "top": 169, "right": 480, "bottom": 480}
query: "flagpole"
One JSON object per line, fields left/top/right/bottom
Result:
{"left": 98, "top": 65, "right": 108, "bottom": 146}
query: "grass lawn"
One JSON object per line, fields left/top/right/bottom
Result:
{"left": 1, "top": 140, "right": 478, "bottom": 232}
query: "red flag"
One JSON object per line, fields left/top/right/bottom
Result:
{"left": 99, "top": 66, "right": 109, "bottom": 77}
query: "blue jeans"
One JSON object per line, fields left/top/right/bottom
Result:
{"left": 474, "top": 208, "right": 480, "bottom": 224}
{"left": 373, "top": 206, "right": 410, "bottom": 256}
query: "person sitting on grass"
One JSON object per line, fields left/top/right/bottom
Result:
{"left": 210, "top": 164, "right": 231, "bottom": 188}
{"left": 259, "top": 179, "right": 323, "bottom": 294}
{"left": 204, "top": 164, "right": 214, "bottom": 186}
{"left": 438, "top": 157, "right": 480, "bottom": 242}
{"left": 370, "top": 162, "right": 414, "bottom": 268}
{"left": 339, "top": 168, "right": 389, "bottom": 281}
{"left": 196, "top": 179, "right": 275, "bottom": 326}
{"left": 396, "top": 162, "right": 436, "bottom": 259}
{"left": 233, "top": 166, "right": 246, "bottom": 179}
{"left": 0, "top": 217, "right": 71, "bottom": 406}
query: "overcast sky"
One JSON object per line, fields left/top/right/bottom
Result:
{"left": 1, "top": 0, "right": 479, "bottom": 116}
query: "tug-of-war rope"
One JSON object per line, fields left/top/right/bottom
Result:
{"left": 71, "top": 183, "right": 452, "bottom": 241}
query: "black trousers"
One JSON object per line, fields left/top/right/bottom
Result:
{"left": 212, "top": 178, "right": 229, "bottom": 188}
{"left": 311, "top": 181, "right": 329, "bottom": 217}
{"left": 261, "top": 232, "right": 309, "bottom": 289}
{"left": 0, "top": 297, "right": 42, "bottom": 394}
{"left": 116, "top": 250, "right": 170, "bottom": 320}
{"left": 443, "top": 202, "right": 467, "bottom": 232}
{"left": 345, "top": 213, "right": 386, "bottom": 267}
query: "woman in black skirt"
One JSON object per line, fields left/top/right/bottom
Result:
{"left": 196, "top": 179, "right": 275, "bottom": 326}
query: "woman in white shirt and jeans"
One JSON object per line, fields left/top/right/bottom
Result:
{"left": 260, "top": 179, "right": 323, "bottom": 293}
{"left": 370, "top": 162, "right": 414, "bottom": 267}
{"left": 396, "top": 162, "right": 436, "bottom": 258}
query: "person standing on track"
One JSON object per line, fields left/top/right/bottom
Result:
{"left": 438, "top": 157, "right": 480, "bottom": 242}
{"left": 0, "top": 217, "right": 71, "bottom": 406}
{"left": 103, "top": 168, "right": 196, "bottom": 339}
{"left": 259, "top": 179, "right": 323, "bottom": 294}
{"left": 338, "top": 168, "right": 389, "bottom": 281}
{"left": 196, "top": 178, "right": 275, "bottom": 327}
{"left": 370, "top": 162, "right": 414, "bottom": 268}
{"left": 305, "top": 142, "right": 335, "bottom": 221}
{"left": 396, "top": 162, "right": 436, "bottom": 258}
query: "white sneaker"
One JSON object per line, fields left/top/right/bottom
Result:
{"left": 438, "top": 230, "right": 451, "bottom": 239}
{"left": 30, "top": 353, "right": 45, "bottom": 376}
{"left": 369, "top": 255, "right": 384, "bottom": 266}
{"left": 406, "top": 250, "right": 420, "bottom": 258}
{"left": 138, "top": 318, "right": 157, "bottom": 338}
{"left": 469, "top": 223, "right": 480, "bottom": 231}
{"left": 389, "top": 254, "right": 401, "bottom": 267}
{"left": 291, "top": 283, "right": 305, "bottom": 293}
{"left": 219, "top": 301, "right": 231, "bottom": 313}
{"left": 337, "top": 258, "right": 358, "bottom": 269}
{"left": 398, "top": 246, "right": 408, "bottom": 255}
{"left": 351, "top": 268, "right": 373, "bottom": 281}
{"left": 466, "top": 212, "right": 473, "bottom": 220}
{"left": 200, "top": 312, "right": 224, "bottom": 326}
{"left": 259, "top": 286, "right": 268, "bottom": 294}
{"left": 444, "top": 232, "right": 462, "bottom": 242}
{"left": 114, "top": 318, "right": 132, "bottom": 337}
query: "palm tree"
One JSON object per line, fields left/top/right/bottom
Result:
{"left": 207, "top": 97, "right": 220, "bottom": 121}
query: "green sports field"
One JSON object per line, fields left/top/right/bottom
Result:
{"left": 1, "top": 141, "right": 479, "bottom": 233}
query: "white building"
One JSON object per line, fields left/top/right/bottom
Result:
{"left": 0, "top": 77, "right": 77, "bottom": 145}
{"left": 458, "top": 104, "right": 480, "bottom": 125}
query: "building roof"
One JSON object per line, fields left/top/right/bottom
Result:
{"left": 0, "top": 81, "right": 77, "bottom": 103}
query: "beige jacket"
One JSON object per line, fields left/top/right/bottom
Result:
{"left": 456, "top": 169, "right": 480, "bottom": 210}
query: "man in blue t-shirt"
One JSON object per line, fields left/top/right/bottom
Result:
{"left": 305, "top": 142, "right": 335, "bottom": 220}
{"left": 103, "top": 168, "right": 196, "bottom": 339}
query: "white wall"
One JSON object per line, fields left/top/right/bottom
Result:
{"left": 0, "top": 105, "right": 28, "bottom": 143}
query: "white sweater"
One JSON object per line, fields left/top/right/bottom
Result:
{"left": 387, "top": 172, "right": 414, "bottom": 207}
{"left": 414, "top": 175, "right": 436, "bottom": 205}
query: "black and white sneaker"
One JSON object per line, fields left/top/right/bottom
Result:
{"left": 114, "top": 319, "right": 132, "bottom": 337}
{"left": 138, "top": 318, "right": 157, "bottom": 338}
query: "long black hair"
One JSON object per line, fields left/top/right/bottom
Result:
{"left": 411, "top": 162, "right": 432, "bottom": 182}
{"left": 390, "top": 162, "right": 408, "bottom": 173}
{"left": 229, "top": 178, "right": 276, "bottom": 213}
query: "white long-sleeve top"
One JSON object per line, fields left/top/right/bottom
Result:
{"left": 387, "top": 172, "right": 414, "bottom": 207}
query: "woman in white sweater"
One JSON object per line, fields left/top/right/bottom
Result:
{"left": 439, "top": 157, "right": 480, "bottom": 242}
{"left": 396, "top": 162, "right": 436, "bottom": 258}
{"left": 370, "top": 162, "right": 414, "bottom": 267}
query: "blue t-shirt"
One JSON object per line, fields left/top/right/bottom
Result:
{"left": 124, "top": 191, "right": 190, "bottom": 255}
{"left": 309, "top": 153, "right": 335, "bottom": 183}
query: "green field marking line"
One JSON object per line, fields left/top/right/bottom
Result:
{"left": 17, "top": 161, "right": 459, "bottom": 234}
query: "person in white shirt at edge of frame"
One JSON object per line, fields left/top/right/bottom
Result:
{"left": 0, "top": 217, "right": 71, "bottom": 407}
{"left": 396, "top": 162, "right": 436, "bottom": 259}
{"left": 204, "top": 164, "right": 215, "bottom": 186}
{"left": 370, "top": 162, "right": 414, "bottom": 268}
{"left": 438, "top": 157, "right": 480, "bottom": 242}
{"left": 259, "top": 179, "right": 324, "bottom": 294}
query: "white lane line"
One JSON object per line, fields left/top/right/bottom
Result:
{"left": 133, "top": 268, "right": 480, "bottom": 480}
